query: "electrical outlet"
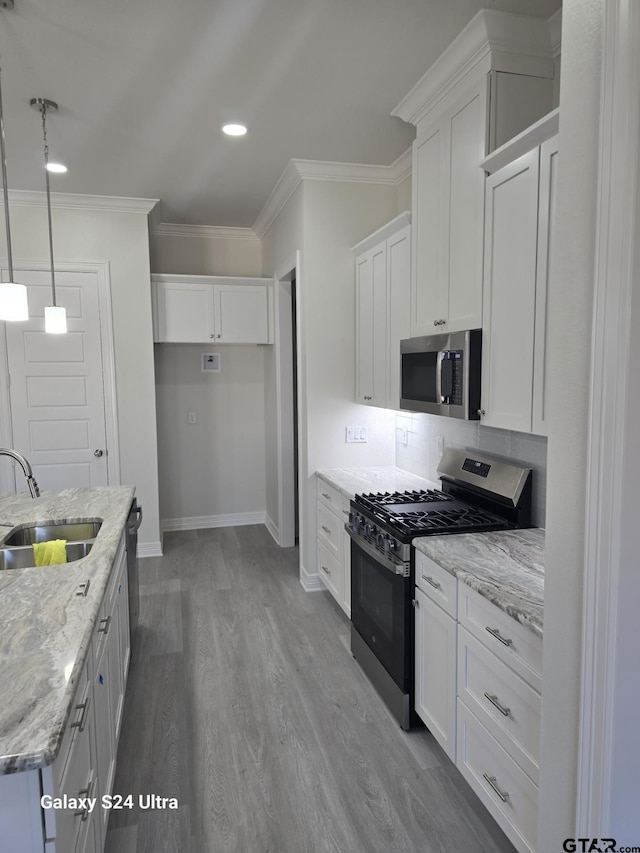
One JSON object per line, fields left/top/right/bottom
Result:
{"left": 399, "top": 427, "right": 408, "bottom": 445}
{"left": 188, "top": 411, "right": 197, "bottom": 424}
{"left": 436, "top": 435, "right": 444, "bottom": 456}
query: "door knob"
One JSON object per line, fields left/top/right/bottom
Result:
{"left": 94, "top": 449, "right": 104, "bottom": 457}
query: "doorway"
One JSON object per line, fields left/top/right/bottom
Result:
{"left": 0, "top": 262, "right": 120, "bottom": 492}
{"left": 275, "top": 253, "right": 301, "bottom": 548}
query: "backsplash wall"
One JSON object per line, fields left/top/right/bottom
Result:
{"left": 395, "top": 412, "right": 547, "bottom": 528}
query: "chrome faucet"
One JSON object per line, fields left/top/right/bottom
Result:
{"left": 0, "top": 448, "right": 40, "bottom": 498}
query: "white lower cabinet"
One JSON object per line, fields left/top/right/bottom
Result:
{"left": 0, "top": 535, "right": 131, "bottom": 853}
{"left": 413, "top": 553, "right": 542, "bottom": 853}
{"left": 414, "top": 553, "right": 457, "bottom": 761}
{"left": 316, "top": 478, "right": 351, "bottom": 617}
{"left": 456, "top": 584, "right": 542, "bottom": 853}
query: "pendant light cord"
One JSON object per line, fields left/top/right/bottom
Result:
{"left": 0, "top": 64, "right": 14, "bottom": 282}
{"left": 40, "top": 102, "right": 56, "bottom": 306}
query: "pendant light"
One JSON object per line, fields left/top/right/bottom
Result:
{"left": 0, "top": 63, "right": 28, "bottom": 321}
{"left": 31, "top": 97, "right": 66, "bottom": 334}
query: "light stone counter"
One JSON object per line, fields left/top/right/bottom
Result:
{"left": 413, "top": 528, "right": 545, "bottom": 638}
{"left": 0, "top": 485, "right": 135, "bottom": 774}
{"left": 316, "top": 466, "right": 440, "bottom": 499}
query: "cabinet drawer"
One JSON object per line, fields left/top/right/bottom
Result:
{"left": 93, "top": 540, "right": 123, "bottom": 665}
{"left": 458, "top": 583, "right": 542, "bottom": 692}
{"left": 458, "top": 626, "right": 540, "bottom": 784}
{"left": 54, "top": 657, "right": 91, "bottom": 792}
{"left": 414, "top": 551, "right": 457, "bottom": 618}
{"left": 317, "top": 502, "right": 344, "bottom": 559}
{"left": 317, "top": 540, "right": 342, "bottom": 602}
{"left": 316, "top": 478, "right": 350, "bottom": 517}
{"left": 457, "top": 701, "right": 538, "bottom": 853}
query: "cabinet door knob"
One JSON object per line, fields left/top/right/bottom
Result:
{"left": 210, "top": 334, "right": 214, "bottom": 339}
{"left": 217, "top": 334, "right": 221, "bottom": 338}
{"left": 94, "top": 449, "right": 104, "bottom": 457}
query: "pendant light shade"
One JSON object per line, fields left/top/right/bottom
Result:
{"left": 0, "top": 63, "right": 29, "bottom": 321}
{"left": 44, "top": 304, "right": 67, "bottom": 334}
{"left": 31, "top": 97, "right": 66, "bottom": 334}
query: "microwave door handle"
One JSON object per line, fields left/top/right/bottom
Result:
{"left": 436, "top": 352, "right": 443, "bottom": 403}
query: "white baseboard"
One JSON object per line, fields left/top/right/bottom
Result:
{"left": 137, "top": 541, "right": 163, "bottom": 558}
{"left": 300, "top": 564, "right": 325, "bottom": 592}
{"left": 264, "top": 513, "right": 280, "bottom": 544}
{"left": 161, "top": 511, "right": 267, "bottom": 533}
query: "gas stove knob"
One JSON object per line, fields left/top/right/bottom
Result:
{"left": 375, "top": 532, "right": 386, "bottom": 548}
{"left": 384, "top": 537, "right": 397, "bottom": 553}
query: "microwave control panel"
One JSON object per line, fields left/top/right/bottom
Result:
{"left": 441, "top": 350, "right": 463, "bottom": 405}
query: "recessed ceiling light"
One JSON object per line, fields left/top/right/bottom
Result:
{"left": 46, "top": 162, "right": 67, "bottom": 173}
{"left": 222, "top": 123, "right": 247, "bottom": 137}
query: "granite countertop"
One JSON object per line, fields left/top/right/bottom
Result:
{"left": 413, "top": 528, "right": 545, "bottom": 638}
{"left": 317, "top": 466, "right": 439, "bottom": 498}
{"left": 0, "top": 485, "right": 135, "bottom": 775}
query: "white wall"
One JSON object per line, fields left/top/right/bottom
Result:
{"left": 150, "top": 231, "right": 267, "bottom": 529}
{"left": 154, "top": 343, "right": 266, "bottom": 524}
{"left": 395, "top": 413, "right": 547, "bottom": 528}
{"left": 150, "top": 232, "right": 261, "bottom": 276}
{"left": 1, "top": 203, "right": 161, "bottom": 550}
{"left": 538, "top": 0, "right": 603, "bottom": 848}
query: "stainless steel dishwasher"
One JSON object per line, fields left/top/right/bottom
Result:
{"left": 126, "top": 498, "right": 142, "bottom": 638}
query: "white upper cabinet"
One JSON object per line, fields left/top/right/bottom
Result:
{"left": 412, "top": 79, "right": 486, "bottom": 335}
{"left": 353, "top": 212, "right": 411, "bottom": 409}
{"left": 392, "top": 9, "right": 556, "bottom": 339}
{"left": 480, "top": 116, "right": 559, "bottom": 435}
{"left": 152, "top": 274, "right": 273, "bottom": 344}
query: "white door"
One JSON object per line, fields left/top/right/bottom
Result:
{"left": 3, "top": 269, "right": 110, "bottom": 491}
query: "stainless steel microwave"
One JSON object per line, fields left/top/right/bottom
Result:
{"left": 400, "top": 330, "right": 482, "bottom": 419}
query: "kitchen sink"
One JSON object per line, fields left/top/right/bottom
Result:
{"left": 0, "top": 541, "right": 94, "bottom": 570}
{"left": 2, "top": 521, "right": 102, "bottom": 547}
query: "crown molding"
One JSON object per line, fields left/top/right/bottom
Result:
{"left": 2, "top": 189, "right": 159, "bottom": 215}
{"left": 253, "top": 149, "right": 412, "bottom": 238}
{"left": 252, "top": 159, "right": 304, "bottom": 239}
{"left": 151, "top": 222, "right": 259, "bottom": 240}
{"left": 392, "top": 9, "right": 554, "bottom": 128}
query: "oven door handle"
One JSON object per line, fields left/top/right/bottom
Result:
{"left": 345, "top": 525, "right": 408, "bottom": 576}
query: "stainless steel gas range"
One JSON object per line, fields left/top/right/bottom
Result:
{"left": 345, "top": 448, "right": 532, "bottom": 730}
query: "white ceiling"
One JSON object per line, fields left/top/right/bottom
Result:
{"left": 0, "top": 0, "right": 561, "bottom": 227}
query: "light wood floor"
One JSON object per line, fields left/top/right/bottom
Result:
{"left": 104, "top": 525, "right": 516, "bottom": 853}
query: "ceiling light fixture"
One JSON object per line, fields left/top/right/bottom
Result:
{"left": 31, "top": 97, "right": 67, "bottom": 334}
{"left": 222, "top": 123, "right": 247, "bottom": 137}
{"left": 0, "top": 63, "right": 29, "bottom": 322}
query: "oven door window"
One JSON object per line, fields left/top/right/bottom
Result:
{"left": 350, "top": 541, "right": 411, "bottom": 690}
{"left": 401, "top": 351, "right": 439, "bottom": 403}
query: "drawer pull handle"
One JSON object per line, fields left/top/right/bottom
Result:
{"left": 422, "top": 575, "right": 441, "bottom": 590}
{"left": 70, "top": 697, "right": 90, "bottom": 732}
{"left": 321, "top": 565, "right": 330, "bottom": 575}
{"left": 342, "top": 510, "right": 349, "bottom": 516}
{"left": 486, "top": 626, "right": 513, "bottom": 647}
{"left": 75, "top": 579, "right": 90, "bottom": 597}
{"left": 484, "top": 692, "right": 511, "bottom": 717}
{"left": 321, "top": 492, "right": 331, "bottom": 501}
{"left": 483, "top": 773, "right": 510, "bottom": 803}
{"left": 98, "top": 615, "right": 112, "bottom": 635}
{"left": 75, "top": 774, "right": 96, "bottom": 821}
{"left": 321, "top": 525, "right": 331, "bottom": 535}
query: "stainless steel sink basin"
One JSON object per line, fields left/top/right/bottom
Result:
{"left": 3, "top": 521, "right": 102, "bottom": 547}
{"left": 0, "top": 541, "right": 94, "bottom": 570}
